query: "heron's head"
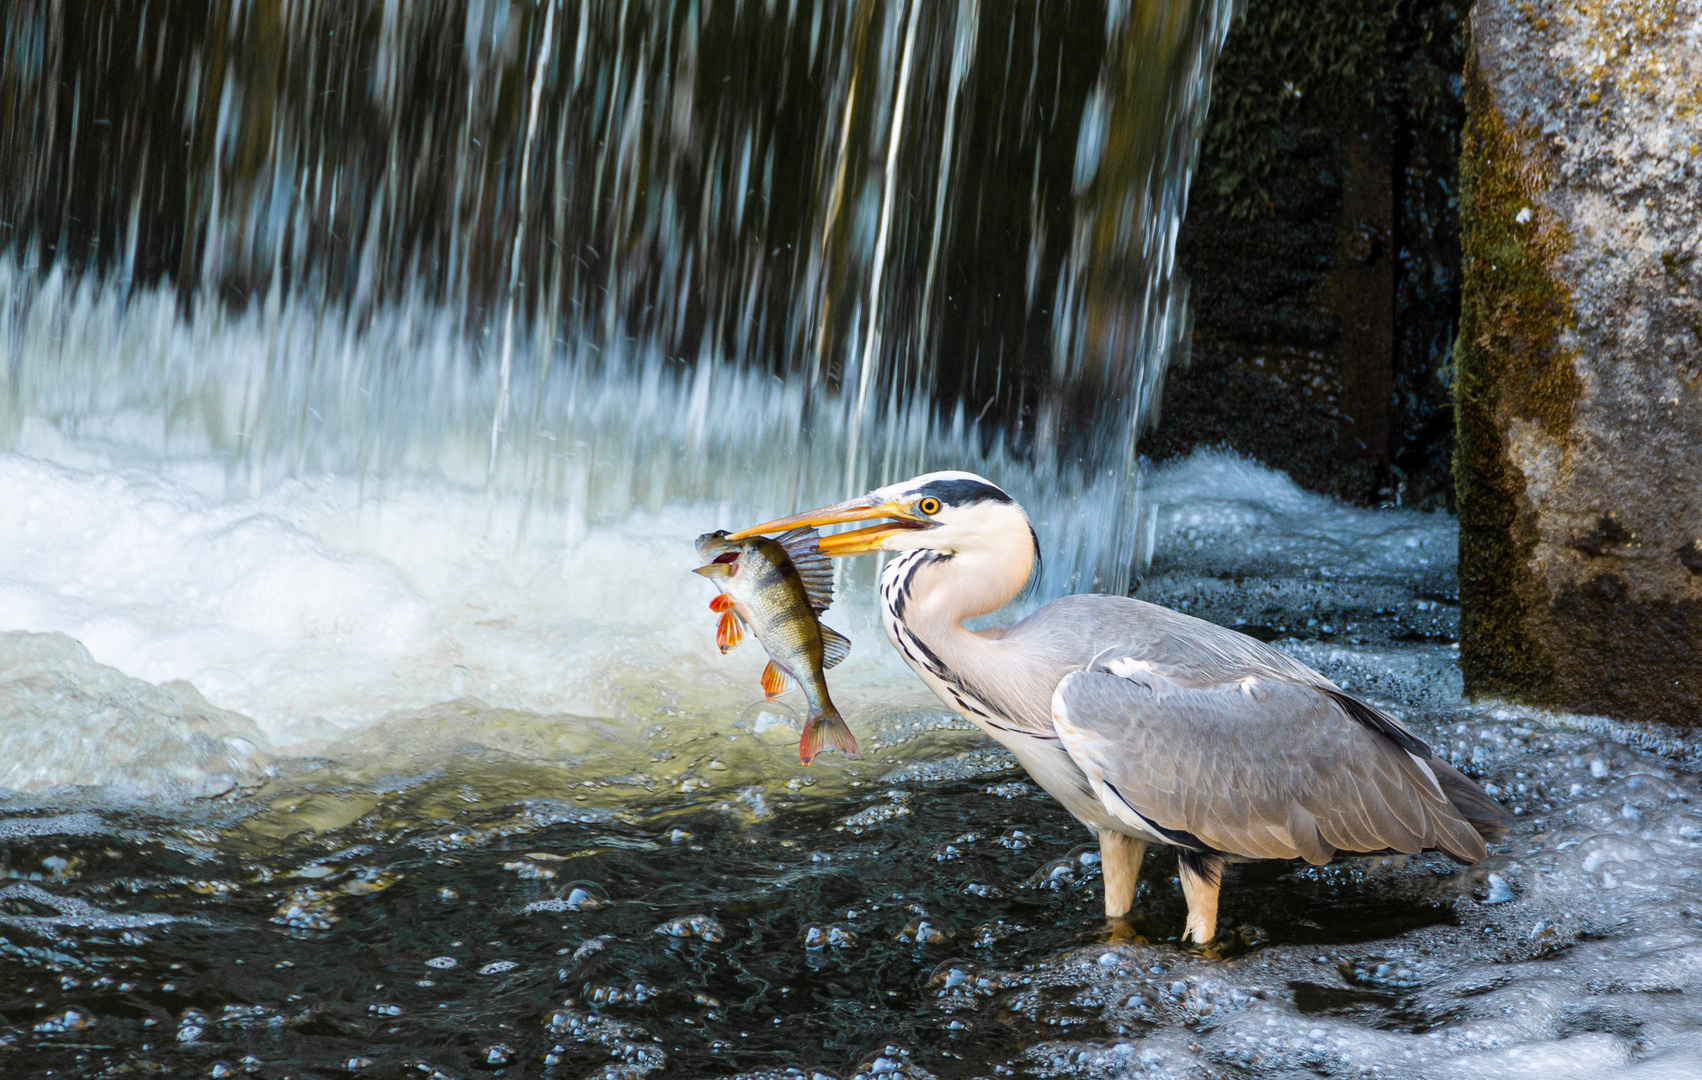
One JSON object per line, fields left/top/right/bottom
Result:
{"left": 729, "top": 471, "right": 1038, "bottom": 615}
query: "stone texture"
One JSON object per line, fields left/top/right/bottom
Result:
{"left": 1457, "top": 0, "right": 1702, "bottom": 724}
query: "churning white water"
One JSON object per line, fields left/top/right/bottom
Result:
{"left": 20, "top": 5, "right": 1699, "bottom": 1077}
{"left": 7, "top": 289, "right": 1702, "bottom": 1076}
{"left": 0, "top": 264, "right": 1180, "bottom": 797}
{"left": 0, "top": 261, "right": 1469, "bottom": 799}
{"left": 7, "top": 386, "right": 1702, "bottom": 1077}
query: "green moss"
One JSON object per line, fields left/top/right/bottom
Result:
{"left": 1452, "top": 38, "right": 1583, "bottom": 703}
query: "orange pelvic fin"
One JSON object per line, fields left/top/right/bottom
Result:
{"left": 800, "top": 711, "right": 859, "bottom": 765}
{"left": 709, "top": 593, "right": 734, "bottom": 613}
{"left": 760, "top": 660, "right": 795, "bottom": 700}
{"left": 716, "top": 611, "right": 744, "bottom": 653}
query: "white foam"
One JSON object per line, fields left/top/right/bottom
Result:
{"left": 1142, "top": 449, "right": 1456, "bottom": 580}
{"left": 8, "top": 348, "right": 1702, "bottom": 1076}
{"left": 0, "top": 629, "right": 267, "bottom": 798}
{"left": 0, "top": 436, "right": 945, "bottom": 793}
{"left": 0, "top": 415, "right": 1468, "bottom": 796}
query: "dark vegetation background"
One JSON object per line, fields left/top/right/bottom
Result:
{"left": 1155, "top": 0, "right": 1470, "bottom": 509}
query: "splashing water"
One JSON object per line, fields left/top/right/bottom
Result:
{"left": 1, "top": 0, "right": 1234, "bottom": 596}
{"left": 2, "top": 454, "right": 1701, "bottom": 1078}
{"left": 0, "top": 0, "right": 1235, "bottom": 790}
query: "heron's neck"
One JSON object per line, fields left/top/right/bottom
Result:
{"left": 878, "top": 542, "right": 1030, "bottom": 696}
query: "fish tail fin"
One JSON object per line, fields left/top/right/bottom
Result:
{"left": 799, "top": 705, "right": 858, "bottom": 765}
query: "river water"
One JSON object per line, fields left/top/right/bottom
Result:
{"left": 5, "top": 1, "right": 1702, "bottom": 1077}
{"left": 3, "top": 436, "right": 1701, "bottom": 1078}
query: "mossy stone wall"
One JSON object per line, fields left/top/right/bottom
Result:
{"left": 1456, "top": 0, "right": 1702, "bottom": 726}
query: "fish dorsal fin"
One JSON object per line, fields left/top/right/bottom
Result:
{"left": 761, "top": 660, "right": 796, "bottom": 701}
{"left": 776, "top": 527, "right": 834, "bottom": 614}
{"left": 819, "top": 624, "right": 852, "bottom": 670}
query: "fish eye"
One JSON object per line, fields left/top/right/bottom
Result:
{"left": 918, "top": 496, "right": 941, "bottom": 515}
{"left": 712, "top": 552, "right": 739, "bottom": 564}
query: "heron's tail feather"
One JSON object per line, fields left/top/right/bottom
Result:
{"left": 800, "top": 706, "right": 858, "bottom": 765}
{"left": 1430, "top": 757, "right": 1514, "bottom": 844}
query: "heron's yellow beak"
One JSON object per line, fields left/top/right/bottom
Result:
{"left": 727, "top": 495, "right": 927, "bottom": 556}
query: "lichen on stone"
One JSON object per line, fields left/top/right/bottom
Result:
{"left": 1559, "top": 0, "right": 1702, "bottom": 118}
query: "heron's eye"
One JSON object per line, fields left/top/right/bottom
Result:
{"left": 918, "top": 497, "right": 941, "bottom": 516}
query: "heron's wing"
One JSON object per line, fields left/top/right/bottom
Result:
{"left": 1001, "top": 595, "right": 1432, "bottom": 754}
{"left": 1051, "top": 664, "right": 1485, "bottom": 864}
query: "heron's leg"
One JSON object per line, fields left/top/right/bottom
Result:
{"left": 1098, "top": 830, "right": 1148, "bottom": 918}
{"left": 1177, "top": 851, "right": 1223, "bottom": 945}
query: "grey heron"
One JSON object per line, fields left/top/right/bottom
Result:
{"left": 730, "top": 471, "right": 1511, "bottom": 944}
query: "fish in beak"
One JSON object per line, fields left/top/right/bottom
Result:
{"left": 727, "top": 495, "right": 930, "bottom": 556}
{"left": 690, "top": 528, "right": 858, "bottom": 763}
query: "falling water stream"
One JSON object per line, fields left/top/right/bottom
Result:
{"left": 4, "top": 3, "right": 1702, "bottom": 1078}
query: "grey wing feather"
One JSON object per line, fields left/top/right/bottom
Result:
{"left": 1051, "top": 666, "right": 1487, "bottom": 866}
{"left": 776, "top": 527, "right": 834, "bottom": 613}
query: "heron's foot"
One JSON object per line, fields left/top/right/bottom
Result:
{"left": 1177, "top": 851, "right": 1223, "bottom": 947}
{"left": 1181, "top": 937, "right": 1230, "bottom": 962}
{"left": 1099, "top": 830, "right": 1148, "bottom": 919}
{"left": 1101, "top": 917, "right": 1148, "bottom": 946}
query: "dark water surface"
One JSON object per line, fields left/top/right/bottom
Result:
{"left": 0, "top": 766, "right": 1459, "bottom": 1079}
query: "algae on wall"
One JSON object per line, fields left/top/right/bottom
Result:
{"left": 1452, "top": 45, "right": 1579, "bottom": 705}
{"left": 1452, "top": 0, "right": 1702, "bottom": 726}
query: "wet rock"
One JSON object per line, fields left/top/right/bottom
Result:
{"left": 1457, "top": 0, "right": 1702, "bottom": 726}
{"left": 1160, "top": 2, "right": 1471, "bottom": 508}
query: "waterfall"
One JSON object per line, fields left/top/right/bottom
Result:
{"left": 1, "top": 0, "right": 1233, "bottom": 597}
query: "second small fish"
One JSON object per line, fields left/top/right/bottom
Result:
{"left": 693, "top": 528, "right": 859, "bottom": 764}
